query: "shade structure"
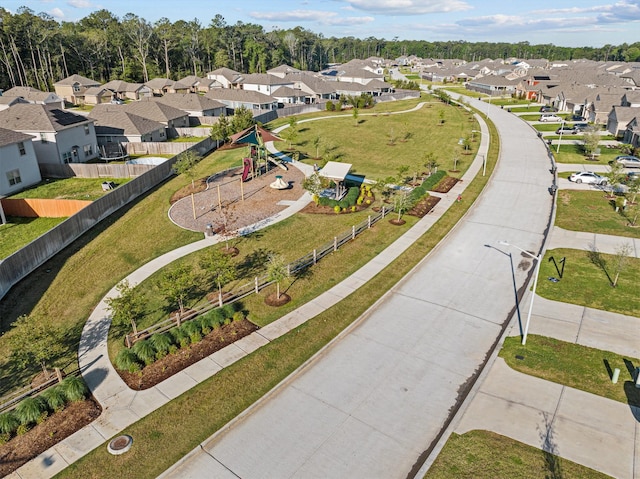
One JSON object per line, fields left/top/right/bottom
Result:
{"left": 229, "top": 124, "right": 282, "bottom": 146}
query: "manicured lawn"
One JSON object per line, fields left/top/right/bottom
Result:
{"left": 278, "top": 97, "right": 479, "bottom": 179}
{"left": 425, "top": 430, "right": 612, "bottom": 479}
{"left": 555, "top": 190, "right": 640, "bottom": 239}
{"left": 518, "top": 114, "right": 570, "bottom": 122}
{"left": 0, "top": 217, "right": 67, "bottom": 259}
{"left": 54, "top": 109, "right": 501, "bottom": 479}
{"left": 500, "top": 335, "right": 640, "bottom": 407}
{"left": 554, "top": 144, "right": 621, "bottom": 164}
{"left": 9, "top": 177, "right": 130, "bottom": 201}
{"left": 536, "top": 248, "right": 640, "bottom": 317}
{"left": 509, "top": 105, "right": 541, "bottom": 113}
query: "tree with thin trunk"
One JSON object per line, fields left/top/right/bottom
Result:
{"left": 266, "top": 254, "right": 288, "bottom": 301}
{"left": 105, "top": 280, "right": 145, "bottom": 334}
{"left": 611, "top": 243, "right": 632, "bottom": 287}
{"left": 199, "top": 248, "right": 236, "bottom": 307}
{"left": 312, "top": 135, "right": 322, "bottom": 159}
{"left": 393, "top": 191, "right": 412, "bottom": 222}
{"left": 6, "top": 313, "right": 65, "bottom": 377}
{"left": 160, "top": 264, "right": 197, "bottom": 317}
{"left": 582, "top": 125, "right": 601, "bottom": 159}
{"left": 173, "top": 150, "right": 201, "bottom": 190}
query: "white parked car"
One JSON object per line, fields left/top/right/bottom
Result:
{"left": 568, "top": 171, "right": 608, "bottom": 185}
{"left": 539, "top": 114, "right": 563, "bottom": 122}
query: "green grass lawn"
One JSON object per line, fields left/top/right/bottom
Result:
{"left": 555, "top": 190, "right": 640, "bottom": 239}
{"left": 53, "top": 106, "right": 501, "bottom": 479}
{"left": 500, "top": 335, "right": 640, "bottom": 407}
{"left": 425, "top": 430, "right": 612, "bottom": 479}
{"left": 509, "top": 105, "right": 541, "bottom": 113}
{"left": 0, "top": 217, "right": 67, "bottom": 259}
{"left": 278, "top": 98, "right": 479, "bottom": 180}
{"left": 9, "top": 177, "right": 131, "bottom": 201}
{"left": 554, "top": 144, "right": 621, "bottom": 165}
{"left": 536, "top": 248, "right": 640, "bottom": 317}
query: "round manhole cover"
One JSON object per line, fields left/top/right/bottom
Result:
{"left": 107, "top": 435, "right": 133, "bottom": 455}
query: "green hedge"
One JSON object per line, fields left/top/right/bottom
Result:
{"left": 317, "top": 187, "right": 361, "bottom": 209}
{"left": 408, "top": 170, "right": 446, "bottom": 204}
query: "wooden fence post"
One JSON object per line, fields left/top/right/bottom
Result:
{"left": 382, "top": 206, "right": 386, "bottom": 218}
{"left": 334, "top": 237, "right": 337, "bottom": 251}
{"left": 54, "top": 368, "right": 63, "bottom": 383}
{"left": 313, "top": 249, "right": 317, "bottom": 264}
{"left": 368, "top": 215, "right": 371, "bottom": 228}
{"left": 352, "top": 225, "right": 355, "bottom": 240}
{"left": 255, "top": 276, "right": 259, "bottom": 293}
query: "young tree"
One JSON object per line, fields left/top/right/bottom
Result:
{"left": 396, "top": 165, "right": 410, "bottom": 186}
{"left": 352, "top": 106, "right": 359, "bottom": 126}
{"left": 604, "top": 161, "right": 625, "bottom": 195}
{"left": 173, "top": 150, "right": 201, "bottom": 189}
{"left": 312, "top": 135, "right": 322, "bottom": 159}
{"left": 105, "top": 279, "right": 145, "bottom": 334}
{"left": 6, "top": 313, "right": 65, "bottom": 377}
{"left": 199, "top": 248, "right": 236, "bottom": 307}
{"left": 393, "top": 191, "right": 412, "bottom": 222}
{"left": 230, "top": 105, "right": 254, "bottom": 133}
{"left": 210, "top": 114, "right": 230, "bottom": 144}
{"left": 423, "top": 152, "right": 439, "bottom": 176}
{"left": 266, "top": 253, "right": 288, "bottom": 301}
{"left": 160, "top": 264, "right": 198, "bottom": 317}
{"left": 582, "top": 126, "right": 601, "bottom": 159}
{"left": 611, "top": 243, "right": 632, "bottom": 287}
{"left": 302, "top": 172, "right": 325, "bottom": 202}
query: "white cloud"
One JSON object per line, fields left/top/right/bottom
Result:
{"left": 49, "top": 7, "right": 65, "bottom": 19}
{"left": 345, "top": 0, "right": 472, "bottom": 15}
{"left": 250, "top": 9, "right": 374, "bottom": 26}
{"left": 67, "top": 0, "right": 95, "bottom": 8}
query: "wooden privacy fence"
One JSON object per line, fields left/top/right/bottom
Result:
{"left": 125, "top": 205, "right": 394, "bottom": 346}
{"left": 0, "top": 198, "right": 91, "bottom": 217}
{"left": 39, "top": 162, "right": 156, "bottom": 179}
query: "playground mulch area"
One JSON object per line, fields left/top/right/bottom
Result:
{"left": 169, "top": 166, "right": 306, "bottom": 233}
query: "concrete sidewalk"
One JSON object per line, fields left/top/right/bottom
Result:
{"left": 548, "top": 225, "right": 640, "bottom": 258}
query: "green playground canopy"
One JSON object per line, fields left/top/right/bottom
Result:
{"left": 229, "top": 124, "right": 282, "bottom": 146}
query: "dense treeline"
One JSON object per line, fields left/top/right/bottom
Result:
{"left": 1, "top": 6, "right": 639, "bottom": 91}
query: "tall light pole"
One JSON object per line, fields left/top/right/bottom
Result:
{"left": 499, "top": 241, "right": 542, "bottom": 345}
{"left": 556, "top": 118, "right": 564, "bottom": 154}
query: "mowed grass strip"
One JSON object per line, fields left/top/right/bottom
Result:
{"left": 554, "top": 143, "right": 620, "bottom": 164}
{"left": 55, "top": 111, "right": 500, "bottom": 479}
{"left": 500, "top": 335, "right": 640, "bottom": 407}
{"left": 425, "top": 430, "right": 612, "bottom": 479}
{"left": 536, "top": 248, "right": 640, "bottom": 317}
{"left": 9, "top": 177, "right": 131, "bottom": 201}
{"left": 555, "top": 190, "right": 640, "bottom": 239}
{"left": 0, "top": 216, "right": 67, "bottom": 260}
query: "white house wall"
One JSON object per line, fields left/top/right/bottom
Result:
{"left": 0, "top": 140, "right": 41, "bottom": 196}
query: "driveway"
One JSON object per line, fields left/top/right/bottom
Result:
{"left": 160, "top": 99, "right": 555, "bottom": 478}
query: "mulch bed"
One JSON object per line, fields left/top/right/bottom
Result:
{"left": 407, "top": 196, "right": 441, "bottom": 218}
{"left": 117, "top": 319, "right": 258, "bottom": 390}
{"left": 0, "top": 398, "right": 102, "bottom": 477}
{"left": 430, "top": 176, "right": 459, "bottom": 193}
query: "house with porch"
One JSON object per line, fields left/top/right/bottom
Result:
{"left": 0, "top": 127, "right": 41, "bottom": 196}
{"left": 0, "top": 103, "right": 99, "bottom": 165}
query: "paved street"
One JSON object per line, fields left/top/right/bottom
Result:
{"left": 160, "top": 100, "right": 556, "bottom": 478}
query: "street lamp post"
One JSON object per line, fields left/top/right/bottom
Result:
{"left": 556, "top": 119, "right": 564, "bottom": 154}
{"left": 499, "top": 241, "right": 542, "bottom": 345}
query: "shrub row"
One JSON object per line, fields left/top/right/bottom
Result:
{"left": 0, "top": 376, "right": 88, "bottom": 444}
{"left": 317, "top": 186, "right": 361, "bottom": 209}
{"left": 115, "top": 304, "right": 242, "bottom": 373}
{"left": 409, "top": 170, "right": 447, "bottom": 204}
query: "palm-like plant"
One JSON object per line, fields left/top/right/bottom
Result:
{"left": 15, "top": 396, "right": 47, "bottom": 425}
{"left": 133, "top": 339, "right": 157, "bottom": 365}
{"left": 60, "top": 376, "right": 88, "bottom": 402}
{"left": 0, "top": 411, "right": 19, "bottom": 435}
{"left": 149, "top": 333, "right": 173, "bottom": 356}
{"left": 41, "top": 385, "right": 68, "bottom": 411}
{"left": 115, "top": 348, "right": 142, "bottom": 373}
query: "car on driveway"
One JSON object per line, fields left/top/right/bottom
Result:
{"left": 568, "top": 171, "right": 608, "bottom": 185}
{"left": 539, "top": 114, "right": 563, "bottom": 122}
{"left": 540, "top": 105, "right": 558, "bottom": 112}
{"left": 612, "top": 155, "right": 640, "bottom": 168}
{"left": 555, "top": 126, "right": 578, "bottom": 134}
{"left": 573, "top": 122, "right": 590, "bottom": 131}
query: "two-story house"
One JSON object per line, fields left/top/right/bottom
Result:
{"left": 53, "top": 74, "right": 101, "bottom": 105}
{"left": 2, "top": 86, "right": 64, "bottom": 108}
{"left": 0, "top": 104, "right": 99, "bottom": 165}
{"left": 0, "top": 127, "right": 41, "bottom": 196}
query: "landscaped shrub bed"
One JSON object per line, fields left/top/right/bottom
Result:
{"left": 409, "top": 170, "right": 446, "bottom": 204}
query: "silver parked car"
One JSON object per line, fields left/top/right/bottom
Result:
{"left": 568, "top": 171, "right": 608, "bottom": 185}
{"left": 613, "top": 155, "right": 640, "bottom": 168}
{"left": 539, "top": 114, "right": 563, "bottom": 122}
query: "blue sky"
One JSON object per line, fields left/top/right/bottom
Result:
{"left": 6, "top": 0, "right": 640, "bottom": 48}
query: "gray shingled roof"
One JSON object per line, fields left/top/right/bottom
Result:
{"left": 241, "top": 73, "right": 292, "bottom": 86}
{"left": 88, "top": 106, "right": 165, "bottom": 136}
{"left": 145, "top": 78, "right": 176, "bottom": 90}
{"left": 150, "top": 93, "right": 225, "bottom": 111}
{"left": 3, "top": 86, "right": 54, "bottom": 102}
{"left": 205, "top": 88, "right": 275, "bottom": 104}
{"left": 0, "top": 103, "right": 91, "bottom": 131}
{"left": 0, "top": 126, "right": 33, "bottom": 148}
{"left": 125, "top": 99, "right": 189, "bottom": 122}
{"left": 206, "top": 67, "right": 243, "bottom": 83}
{"left": 54, "top": 74, "right": 100, "bottom": 86}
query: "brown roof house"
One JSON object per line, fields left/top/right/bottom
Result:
{"left": 0, "top": 127, "right": 41, "bottom": 196}
{"left": 124, "top": 99, "right": 190, "bottom": 137}
{"left": 151, "top": 93, "right": 227, "bottom": 119}
{"left": 102, "top": 80, "right": 153, "bottom": 101}
{"left": 53, "top": 74, "right": 101, "bottom": 105}
{"left": 0, "top": 103, "right": 98, "bottom": 165}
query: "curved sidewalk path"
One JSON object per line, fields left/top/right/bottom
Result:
{"left": 159, "top": 100, "right": 556, "bottom": 477}
{"left": 10, "top": 101, "right": 469, "bottom": 479}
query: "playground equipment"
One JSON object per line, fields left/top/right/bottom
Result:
{"left": 270, "top": 175, "right": 289, "bottom": 190}
{"left": 231, "top": 125, "right": 287, "bottom": 181}
{"left": 241, "top": 157, "right": 253, "bottom": 182}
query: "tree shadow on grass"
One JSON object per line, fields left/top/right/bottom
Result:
{"left": 586, "top": 242, "right": 613, "bottom": 285}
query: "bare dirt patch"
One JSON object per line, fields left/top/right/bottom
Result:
{"left": 430, "top": 176, "right": 459, "bottom": 193}
{"left": 407, "top": 196, "right": 441, "bottom": 218}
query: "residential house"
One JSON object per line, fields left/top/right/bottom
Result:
{"left": 465, "top": 76, "right": 519, "bottom": 96}
{"left": 83, "top": 86, "right": 114, "bottom": 105}
{"left": 204, "top": 89, "right": 277, "bottom": 112}
{"left": 0, "top": 127, "right": 41, "bottom": 196}
{"left": 621, "top": 91, "right": 640, "bottom": 107}
{"left": 271, "top": 86, "right": 309, "bottom": 106}
{"left": 88, "top": 105, "right": 167, "bottom": 145}
{"left": 588, "top": 89, "right": 627, "bottom": 124}
{"left": 206, "top": 67, "right": 244, "bottom": 89}
{"left": 53, "top": 74, "right": 101, "bottom": 105}
{"left": 622, "top": 117, "right": 640, "bottom": 147}
{"left": 0, "top": 103, "right": 99, "bottom": 165}
{"left": 240, "top": 73, "right": 294, "bottom": 96}
{"left": 267, "top": 64, "right": 302, "bottom": 79}
{"left": 144, "top": 78, "right": 190, "bottom": 96}
{"left": 283, "top": 72, "right": 337, "bottom": 102}
{"left": 150, "top": 93, "right": 227, "bottom": 120}
{"left": 606, "top": 105, "right": 640, "bottom": 137}
{"left": 177, "top": 75, "right": 218, "bottom": 93}
{"left": 2, "top": 86, "right": 64, "bottom": 108}
{"left": 102, "top": 80, "right": 152, "bottom": 101}
{"left": 125, "top": 99, "right": 190, "bottom": 137}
